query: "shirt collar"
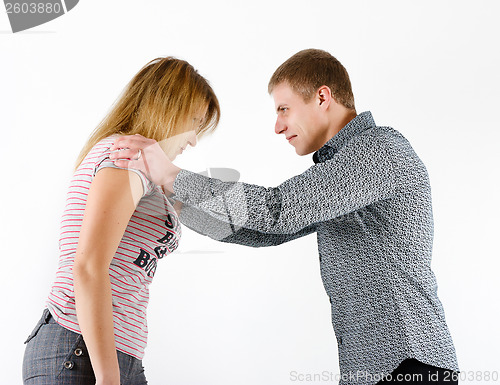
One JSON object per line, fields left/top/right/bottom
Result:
{"left": 312, "top": 111, "right": 376, "bottom": 164}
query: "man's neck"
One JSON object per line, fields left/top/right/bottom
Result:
{"left": 308, "top": 108, "right": 358, "bottom": 156}
{"left": 326, "top": 108, "right": 357, "bottom": 143}
{"left": 335, "top": 109, "right": 357, "bottom": 134}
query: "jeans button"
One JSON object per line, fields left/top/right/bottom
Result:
{"left": 74, "top": 348, "right": 83, "bottom": 356}
{"left": 64, "top": 361, "right": 74, "bottom": 369}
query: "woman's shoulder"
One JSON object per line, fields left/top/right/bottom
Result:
{"left": 90, "top": 134, "right": 119, "bottom": 155}
{"left": 77, "top": 135, "right": 119, "bottom": 167}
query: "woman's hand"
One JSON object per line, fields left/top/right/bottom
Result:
{"left": 95, "top": 376, "right": 121, "bottom": 385}
{"left": 109, "top": 134, "right": 181, "bottom": 193}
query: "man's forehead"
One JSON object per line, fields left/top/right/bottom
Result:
{"left": 272, "top": 83, "right": 300, "bottom": 104}
{"left": 272, "top": 82, "right": 294, "bottom": 95}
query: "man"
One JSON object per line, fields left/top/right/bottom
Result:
{"left": 110, "top": 49, "right": 459, "bottom": 384}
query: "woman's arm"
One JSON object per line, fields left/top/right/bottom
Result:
{"left": 73, "top": 167, "right": 144, "bottom": 385}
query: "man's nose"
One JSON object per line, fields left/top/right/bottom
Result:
{"left": 275, "top": 117, "right": 286, "bottom": 135}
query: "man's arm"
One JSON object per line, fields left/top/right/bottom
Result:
{"left": 172, "top": 134, "right": 396, "bottom": 235}
{"left": 110, "top": 133, "right": 396, "bottom": 235}
{"left": 179, "top": 202, "right": 316, "bottom": 247}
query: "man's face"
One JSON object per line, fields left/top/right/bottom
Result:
{"left": 272, "top": 83, "right": 328, "bottom": 156}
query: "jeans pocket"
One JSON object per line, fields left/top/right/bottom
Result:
{"left": 56, "top": 333, "right": 95, "bottom": 381}
{"left": 23, "top": 318, "right": 84, "bottom": 382}
{"left": 24, "top": 309, "right": 51, "bottom": 344}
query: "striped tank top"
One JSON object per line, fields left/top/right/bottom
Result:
{"left": 46, "top": 135, "right": 181, "bottom": 359}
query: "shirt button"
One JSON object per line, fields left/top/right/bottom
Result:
{"left": 64, "top": 361, "right": 74, "bottom": 369}
{"left": 74, "top": 348, "right": 83, "bottom": 356}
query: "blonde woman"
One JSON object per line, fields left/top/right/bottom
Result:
{"left": 22, "top": 57, "right": 220, "bottom": 385}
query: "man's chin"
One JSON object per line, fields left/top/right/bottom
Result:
{"left": 294, "top": 147, "right": 313, "bottom": 156}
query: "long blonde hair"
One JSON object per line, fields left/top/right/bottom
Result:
{"left": 75, "top": 57, "right": 220, "bottom": 169}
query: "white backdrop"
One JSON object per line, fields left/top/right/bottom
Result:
{"left": 1, "top": 1, "right": 499, "bottom": 384}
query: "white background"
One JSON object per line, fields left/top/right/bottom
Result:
{"left": 1, "top": 1, "right": 499, "bottom": 384}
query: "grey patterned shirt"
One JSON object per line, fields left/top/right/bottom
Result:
{"left": 172, "top": 111, "right": 459, "bottom": 384}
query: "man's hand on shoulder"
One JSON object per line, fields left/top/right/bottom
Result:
{"left": 109, "top": 134, "right": 181, "bottom": 193}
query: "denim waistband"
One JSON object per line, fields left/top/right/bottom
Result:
{"left": 41, "top": 308, "right": 57, "bottom": 324}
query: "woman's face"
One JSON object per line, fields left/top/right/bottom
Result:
{"left": 160, "top": 109, "right": 206, "bottom": 161}
{"left": 161, "top": 128, "right": 197, "bottom": 161}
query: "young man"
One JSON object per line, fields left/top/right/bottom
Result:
{"left": 110, "top": 49, "right": 459, "bottom": 384}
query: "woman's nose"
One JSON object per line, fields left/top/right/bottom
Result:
{"left": 188, "top": 131, "right": 197, "bottom": 147}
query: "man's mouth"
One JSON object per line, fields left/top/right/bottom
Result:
{"left": 286, "top": 135, "right": 297, "bottom": 142}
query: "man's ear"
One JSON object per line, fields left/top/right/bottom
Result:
{"left": 317, "top": 85, "right": 333, "bottom": 108}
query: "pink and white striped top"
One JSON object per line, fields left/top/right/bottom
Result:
{"left": 47, "top": 135, "right": 181, "bottom": 359}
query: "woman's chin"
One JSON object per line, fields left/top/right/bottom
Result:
{"left": 163, "top": 149, "right": 179, "bottom": 161}
{"left": 167, "top": 152, "right": 181, "bottom": 161}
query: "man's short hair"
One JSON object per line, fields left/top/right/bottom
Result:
{"left": 268, "top": 49, "right": 355, "bottom": 110}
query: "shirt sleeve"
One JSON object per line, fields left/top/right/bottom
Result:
{"left": 172, "top": 133, "right": 397, "bottom": 235}
{"left": 93, "top": 147, "right": 154, "bottom": 198}
{"left": 179, "top": 202, "right": 316, "bottom": 247}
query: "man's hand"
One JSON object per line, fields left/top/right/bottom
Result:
{"left": 109, "top": 134, "right": 181, "bottom": 193}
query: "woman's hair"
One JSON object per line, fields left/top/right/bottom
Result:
{"left": 75, "top": 57, "right": 220, "bottom": 169}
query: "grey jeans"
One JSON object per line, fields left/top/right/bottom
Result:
{"left": 22, "top": 309, "right": 148, "bottom": 385}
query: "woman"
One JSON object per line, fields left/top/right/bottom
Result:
{"left": 22, "top": 57, "right": 220, "bottom": 385}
